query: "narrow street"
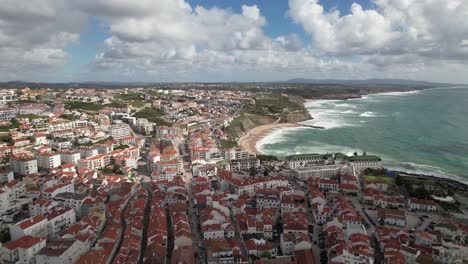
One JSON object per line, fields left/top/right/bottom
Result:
{"left": 186, "top": 180, "right": 203, "bottom": 264}
{"left": 108, "top": 192, "right": 134, "bottom": 263}
{"left": 138, "top": 186, "right": 152, "bottom": 264}
{"left": 165, "top": 206, "right": 174, "bottom": 264}
{"left": 229, "top": 207, "right": 248, "bottom": 259}
{"left": 304, "top": 183, "right": 322, "bottom": 264}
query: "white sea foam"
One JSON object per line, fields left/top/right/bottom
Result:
{"left": 258, "top": 137, "right": 360, "bottom": 157}
{"left": 304, "top": 100, "right": 361, "bottom": 129}
{"left": 376, "top": 90, "right": 420, "bottom": 96}
{"left": 385, "top": 162, "right": 468, "bottom": 184}
{"left": 359, "top": 111, "right": 378, "bottom": 117}
{"left": 335, "top": 103, "right": 357, "bottom": 108}
{"left": 256, "top": 127, "right": 306, "bottom": 152}
{"left": 304, "top": 100, "right": 340, "bottom": 108}
{"left": 294, "top": 142, "right": 358, "bottom": 157}
{"left": 341, "top": 110, "right": 356, "bottom": 114}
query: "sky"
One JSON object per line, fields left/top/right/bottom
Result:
{"left": 0, "top": 0, "right": 468, "bottom": 83}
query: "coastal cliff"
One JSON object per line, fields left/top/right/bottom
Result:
{"left": 225, "top": 94, "right": 311, "bottom": 140}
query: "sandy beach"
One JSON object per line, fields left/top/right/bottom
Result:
{"left": 238, "top": 122, "right": 300, "bottom": 154}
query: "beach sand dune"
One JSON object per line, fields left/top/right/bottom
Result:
{"left": 238, "top": 123, "right": 300, "bottom": 154}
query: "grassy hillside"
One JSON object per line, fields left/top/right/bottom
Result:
{"left": 225, "top": 94, "right": 310, "bottom": 139}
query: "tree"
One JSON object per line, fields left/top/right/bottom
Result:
{"left": 112, "top": 164, "right": 122, "bottom": 174}
{"left": 395, "top": 175, "right": 402, "bottom": 186}
{"left": 114, "top": 144, "right": 129, "bottom": 150}
{"left": 250, "top": 166, "right": 257, "bottom": 177}
{"left": 263, "top": 168, "right": 269, "bottom": 177}
{"left": 1, "top": 135, "right": 14, "bottom": 146}
{"left": 261, "top": 251, "right": 272, "bottom": 259}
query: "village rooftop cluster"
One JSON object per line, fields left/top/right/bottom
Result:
{"left": 0, "top": 87, "right": 466, "bottom": 264}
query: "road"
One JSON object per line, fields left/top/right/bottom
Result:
{"left": 186, "top": 180, "right": 203, "bottom": 264}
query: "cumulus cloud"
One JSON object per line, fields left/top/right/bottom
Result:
{"left": 1, "top": 0, "right": 468, "bottom": 82}
{"left": 0, "top": 0, "right": 86, "bottom": 79}
{"left": 288, "top": 0, "right": 468, "bottom": 60}
{"left": 87, "top": 0, "right": 329, "bottom": 76}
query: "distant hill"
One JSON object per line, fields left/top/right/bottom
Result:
{"left": 282, "top": 78, "right": 452, "bottom": 87}
{"left": 0, "top": 81, "right": 161, "bottom": 89}
{"left": 0, "top": 78, "right": 457, "bottom": 89}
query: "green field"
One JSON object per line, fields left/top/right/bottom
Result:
{"left": 133, "top": 107, "right": 172, "bottom": 126}
{"left": 220, "top": 139, "right": 238, "bottom": 149}
{"left": 364, "top": 175, "right": 395, "bottom": 183}
{"left": 64, "top": 101, "right": 103, "bottom": 111}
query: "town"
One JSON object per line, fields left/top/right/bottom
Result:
{"left": 0, "top": 86, "right": 466, "bottom": 264}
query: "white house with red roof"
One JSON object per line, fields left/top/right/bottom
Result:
{"left": 34, "top": 133, "right": 48, "bottom": 145}
{"left": 318, "top": 178, "right": 340, "bottom": 192}
{"left": 407, "top": 198, "right": 438, "bottom": 212}
{"left": 35, "top": 152, "right": 61, "bottom": 170}
{"left": 10, "top": 215, "right": 48, "bottom": 240}
{"left": 256, "top": 189, "right": 281, "bottom": 209}
{"left": 365, "top": 180, "right": 389, "bottom": 192}
{"left": 340, "top": 184, "right": 359, "bottom": 195}
{"left": 60, "top": 150, "right": 81, "bottom": 164}
{"left": 280, "top": 233, "right": 312, "bottom": 255}
{"left": 44, "top": 207, "right": 76, "bottom": 237}
{"left": 280, "top": 190, "right": 307, "bottom": 215}
{"left": 378, "top": 209, "right": 406, "bottom": 227}
{"left": 245, "top": 238, "right": 277, "bottom": 258}
{"left": 340, "top": 174, "right": 359, "bottom": 186}
{"left": 77, "top": 154, "right": 109, "bottom": 170}
{"left": 1, "top": 235, "right": 46, "bottom": 264}
{"left": 78, "top": 146, "right": 99, "bottom": 159}
{"left": 283, "top": 212, "right": 308, "bottom": 234}
{"left": 35, "top": 238, "right": 87, "bottom": 264}
{"left": 312, "top": 203, "right": 332, "bottom": 225}
{"left": 42, "top": 183, "right": 74, "bottom": 200}
{"left": 0, "top": 168, "right": 14, "bottom": 184}
{"left": 29, "top": 199, "right": 56, "bottom": 217}
{"left": 10, "top": 155, "right": 38, "bottom": 175}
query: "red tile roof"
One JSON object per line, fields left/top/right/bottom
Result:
{"left": 3, "top": 235, "right": 44, "bottom": 250}
{"left": 17, "top": 215, "right": 47, "bottom": 230}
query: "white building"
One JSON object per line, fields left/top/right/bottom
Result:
{"left": 10, "top": 155, "right": 38, "bottom": 175}
{"left": 35, "top": 152, "right": 61, "bottom": 170}
{"left": 407, "top": 198, "right": 438, "bottom": 212}
{"left": 0, "top": 90, "right": 16, "bottom": 103}
{"left": 78, "top": 147, "right": 98, "bottom": 159}
{"left": 286, "top": 154, "right": 324, "bottom": 169}
{"left": 42, "top": 183, "right": 74, "bottom": 200}
{"left": 1, "top": 235, "right": 46, "bottom": 264}
{"left": 34, "top": 133, "right": 48, "bottom": 146}
{"left": 0, "top": 169, "right": 14, "bottom": 184}
{"left": 378, "top": 209, "right": 406, "bottom": 227}
{"left": 53, "top": 192, "right": 88, "bottom": 218}
{"left": 35, "top": 238, "right": 87, "bottom": 264}
{"left": 77, "top": 154, "right": 108, "bottom": 170}
{"left": 0, "top": 189, "right": 10, "bottom": 213}
{"left": 44, "top": 207, "right": 76, "bottom": 237}
{"left": 347, "top": 155, "right": 382, "bottom": 175}
{"left": 291, "top": 164, "right": 343, "bottom": 180}
{"left": 9, "top": 215, "right": 48, "bottom": 240}
{"left": 60, "top": 150, "right": 81, "bottom": 164}
{"left": 29, "top": 199, "right": 56, "bottom": 217}
{"left": 280, "top": 233, "right": 312, "bottom": 256}
{"left": 109, "top": 123, "right": 132, "bottom": 139}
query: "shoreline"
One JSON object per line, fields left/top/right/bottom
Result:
{"left": 395, "top": 171, "right": 468, "bottom": 188}
{"left": 238, "top": 122, "right": 301, "bottom": 154}
{"left": 238, "top": 85, "right": 468, "bottom": 187}
{"left": 238, "top": 87, "right": 433, "bottom": 155}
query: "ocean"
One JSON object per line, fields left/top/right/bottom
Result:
{"left": 257, "top": 86, "right": 468, "bottom": 183}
